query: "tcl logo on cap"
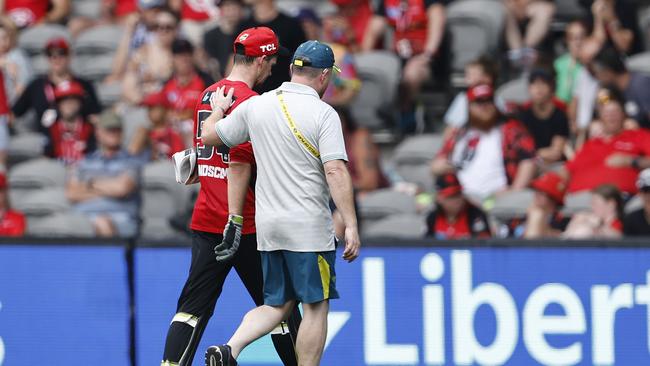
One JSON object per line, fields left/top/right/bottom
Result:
{"left": 260, "top": 44, "right": 277, "bottom": 52}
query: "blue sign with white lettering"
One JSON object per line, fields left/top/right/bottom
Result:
{"left": 0, "top": 245, "right": 130, "bottom": 366}
{"left": 135, "top": 246, "right": 650, "bottom": 366}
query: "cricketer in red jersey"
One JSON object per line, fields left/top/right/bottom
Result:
{"left": 161, "top": 27, "right": 299, "bottom": 366}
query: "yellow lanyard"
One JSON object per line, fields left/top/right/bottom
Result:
{"left": 276, "top": 90, "right": 320, "bottom": 159}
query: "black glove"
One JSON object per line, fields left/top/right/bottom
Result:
{"left": 215, "top": 214, "right": 243, "bottom": 261}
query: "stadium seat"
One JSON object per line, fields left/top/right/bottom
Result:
{"left": 563, "top": 191, "right": 592, "bottom": 216}
{"left": 13, "top": 187, "right": 70, "bottom": 217}
{"left": 496, "top": 77, "right": 530, "bottom": 106}
{"left": 71, "top": 0, "right": 103, "bottom": 19}
{"left": 639, "top": 5, "right": 650, "bottom": 52}
{"left": 142, "top": 160, "right": 189, "bottom": 220}
{"left": 73, "top": 53, "right": 115, "bottom": 82}
{"left": 74, "top": 25, "right": 123, "bottom": 55}
{"left": 95, "top": 80, "right": 122, "bottom": 108}
{"left": 447, "top": 0, "right": 505, "bottom": 72}
{"left": 395, "top": 165, "right": 434, "bottom": 192}
{"left": 119, "top": 106, "right": 149, "bottom": 148}
{"left": 30, "top": 54, "right": 49, "bottom": 76}
{"left": 27, "top": 212, "right": 95, "bottom": 237}
{"left": 627, "top": 52, "right": 650, "bottom": 76}
{"left": 364, "top": 213, "right": 427, "bottom": 239}
{"left": 350, "top": 51, "right": 401, "bottom": 129}
{"left": 8, "top": 132, "right": 46, "bottom": 166}
{"left": 8, "top": 158, "right": 66, "bottom": 189}
{"left": 140, "top": 217, "right": 184, "bottom": 240}
{"left": 490, "top": 189, "right": 534, "bottom": 221}
{"left": 18, "top": 24, "right": 71, "bottom": 56}
{"left": 358, "top": 188, "right": 417, "bottom": 220}
{"left": 392, "top": 134, "right": 444, "bottom": 165}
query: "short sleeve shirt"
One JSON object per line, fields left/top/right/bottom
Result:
{"left": 518, "top": 104, "right": 569, "bottom": 149}
{"left": 216, "top": 82, "right": 348, "bottom": 252}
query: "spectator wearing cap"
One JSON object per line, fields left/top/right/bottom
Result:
{"left": 1, "top": 0, "right": 70, "bottom": 29}
{"left": 503, "top": 0, "right": 556, "bottom": 67}
{"left": 12, "top": 37, "right": 101, "bottom": 135}
{"left": 518, "top": 68, "right": 569, "bottom": 166}
{"left": 202, "top": 0, "right": 244, "bottom": 78}
{"left": 129, "top": 91, "right": 185, "bottom": 160}
{"left": 432, "top": 84, "right": 537, "bottom": 202}
{"left": 106, "top": 0, "right": 167, "bottom": 83}
{"left": 122, "top": 8, "right": 180, "bottom": 104}
{"left": 363, "top": 0, "right": 451, "bottom": 132}
{"left": 159, "top": 38, "right": 212, "bottom": 146}
{"left": 236, "top": 0, "right": 306, "bottom": 93}
{"left": 66, "top": 111, "right": 141, "bottom": 238}
{"left": 0, "top": 16, "right": 33, "bottom": 103}
{"left": 444, "top": 55, "right": 507, "bottom": 136}
{"left": 425, "top": 173, "right": 491, "bottom": 239}
{"left": 591, "top": 47, "right": 650, "bottom": 129}
{"left": 561, "top": 85, "right": 650, "bottom": 195}
{"left": 511, "top": 171, "right": 570, "bottom": 238}
{"left": 624, "top": 168, "right": 650, "bottom": 236}
{"left": 45, "top": 81, "right": 96, "bottom": 165}
{"left": 0, "top": 173, "right": 25, "bottom": 236}
{"left": 563, "top": 184, "right": 624, "bottom": 239}
{"left": 554, "top": 20, "right": 587, "bottom": 104}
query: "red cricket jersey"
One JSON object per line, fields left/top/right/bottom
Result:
{"left": 0, "top": 210, "right": 26, "bottom": 236}
{"left": 181, "top": 0, "right": 216, "bottom": 21}
{"left": 48, "top": 119, "right": 95, "bottom": 165}
{"left": 382, "top": 0, "right": 429, "bottom": 55}
{"left": 111, "top": 0, "right": 137, "bottom": 18}
{"left": 4, "top": 0, "right": 48, "bottom": 27}
{"left": 162, "top": 74, "right": 207, "bottom": 112}
{"left": 149, "top": 126, "right": 185, "bottom": 159}
{"left": 566, "top": 129, "right": 650, "bottom": 194}
{"left": 190, "top": 80, "right": 257, "bottom": 234}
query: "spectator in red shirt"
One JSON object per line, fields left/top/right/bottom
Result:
{"left": 161, "top": 38, "right": 211, "bottom": 145}
{"left": 46, "top": 81, "right": 96, "bottom": 165}
{"left": 0, "top": 173, "right": 25, "bottom": 236}
{"left": 129, "top": 91, "right": 185, "bottom": 160}
{"left": 562, "top": 85, "right": 650, "bottom": 194}
{"left": 563, "top": 184, "right": 624, "bottom": 239}
{"left": 2, "top": 0, "right": 70, "bottom": 28}
{"left": 330, "top": 0, "right": 373, "bottom": 48}
{"left": 518, "top": 68, "right": 570, "bottom": 166}
{"left": 517, "top": 171, "right": 570, "bottom": 238}
{"left": 425, "top": 173, "right": 491, "bottom": 239}
{"left": 432, "top": 84, "right": 537, "bottom": 202}
{"left": 362, "top": 0, "right": 451, "bottom": 132}
{"left": 169, "top": 0, "right": 219, "bottom": 47}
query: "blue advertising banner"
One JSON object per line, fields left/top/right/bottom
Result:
{"left": 135, "top": 246, "right": 650, "bottom": 366}
{"left": 0, "top": 245, "right": 130, "bottom": 366}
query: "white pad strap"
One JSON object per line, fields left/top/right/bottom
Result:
{"left": 171, "top": 312, "right": 198, "bottom": 328}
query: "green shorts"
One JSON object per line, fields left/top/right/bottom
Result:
{"left": 260, "top": 250, "right": 339, "bottom": 305}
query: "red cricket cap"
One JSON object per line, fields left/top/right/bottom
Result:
{"left": 531, "top": 171, "right": 566, "bottom": 205}
{"left": 467, "top": 84, "right": 494, "bottom": 102}
{"left": 45, "top": 37, "right": 70, "bottom": 52}
{"left": 435, "top": 173, "right": 463, "bottom": 199}
{"left": 141, "top": 91, "right": 170, "bottom": 108}
{"left": 233, "top": 27, "right": 286, "bottom": 57}
{"left": 54, "top": 81, "right": 85, "bottom": 100}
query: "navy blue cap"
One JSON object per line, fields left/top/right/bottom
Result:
{"left": 292, "top": 40, "right": 340, "bottom": 72}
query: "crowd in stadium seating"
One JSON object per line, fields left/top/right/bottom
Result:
{"left": 0, "top": 0, "right": 648, "bottom": 240}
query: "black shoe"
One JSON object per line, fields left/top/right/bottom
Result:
{"left": 205, "top": 344, "right": 238, "bottom": 366}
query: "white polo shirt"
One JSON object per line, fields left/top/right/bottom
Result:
{"left": 216, "top": 82, "right": 348, "bottom": 252}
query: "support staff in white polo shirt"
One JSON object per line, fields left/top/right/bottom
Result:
{"left": 201, "top": 40, "right": 361, "bottom": 366}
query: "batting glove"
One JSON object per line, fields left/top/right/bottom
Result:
{"left": 215, "top": 214, "right": 243, "bottom": 262}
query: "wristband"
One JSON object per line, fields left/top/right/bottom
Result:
{"left": 228, "top": 214, "right": 243, "bottom": 225}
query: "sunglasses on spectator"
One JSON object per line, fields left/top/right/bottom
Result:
{"left": 472, "top": 98, "right": 493, "bottom": 105}
{"left": 155, "top": 23, "right": 177, "bottom": 32}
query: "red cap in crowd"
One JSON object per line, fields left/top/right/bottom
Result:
{"left": 141, "top": 91, "right": 170, "bottom": 108}
{"left": 531, "top": 171, "right": 566, "bottom": 205}
{"left": 435, "top": 173, "right": 463, "bottom": 198}
{"left": 0, "top": 174, "right": 7, "bottom": 190}
{"left": 467, "top": 84, "right": 494, "bottom": 103}
{"left": 45, "top": 37, "right": 70, "bottom": 52}
{"left": 54, "top": 81, "right": 85, "bottom": 100}
{"left": 233, "top": 27, "right": 287, "bottom": 57}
